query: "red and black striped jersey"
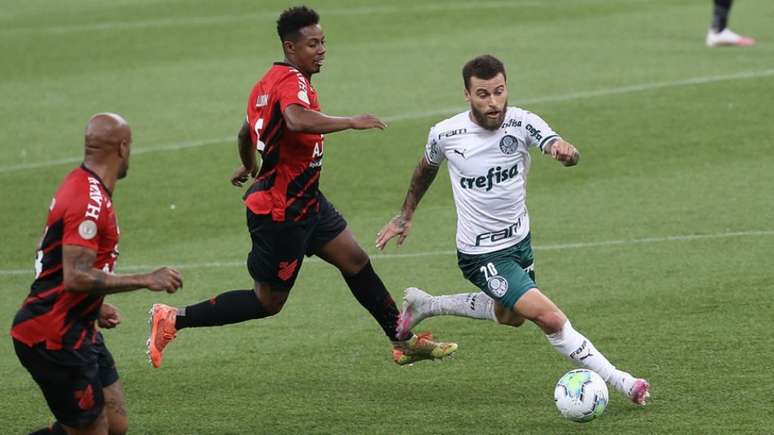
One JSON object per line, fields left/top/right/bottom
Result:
{"left": 244, "top": 62, "right": 325, "bottom": 222}
{"left": 11, "top": 165, "right": 119, "bottom": 351}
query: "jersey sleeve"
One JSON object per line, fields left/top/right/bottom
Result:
{"left": 61, "top": 191, "right": 101, "bottom": 252}
{"left": 523, "top": 112, "right": 561, "bottom": 153}
{"left": 276, "top": 72, "right": 313, "bottom": 112}
{"left": 424, "top": 126, "right": 446, "bottom": 166}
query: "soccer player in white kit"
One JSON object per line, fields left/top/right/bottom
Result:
{"left": 375, "top": 55, "right": 650, "bottom": 405}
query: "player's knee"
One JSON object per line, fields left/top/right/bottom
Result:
{"left": 108, "top": 418, "right": 128, "bottom": 435}
{"left": 257, "top": 294, "right": 285, "bottom": 316}
{"left": 253, "top": 285, "right": 287, "bottom": 316}
{"left": 262, "top": 301, "right": 284, "bottom": 316}
{"left": 75, "top": 410, "right": 109, "bottom": 434}
{"left": 495, "top": 305, "right": 525, "bottom": 327}
{"left": 503, "top": 315, "right": 525, "bottom": 327}
{"left": 532, "top": 310, "right": 566, "bottom": 334}
{"left": 346, "top": 247, "right": 370, "bottom": 275}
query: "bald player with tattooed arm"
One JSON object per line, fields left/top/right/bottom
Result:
{"left": 376, "top": 55, "right": 651, "bottom": 405}
{"left": 11, "top": 113, "right": 182, "bottom": 435}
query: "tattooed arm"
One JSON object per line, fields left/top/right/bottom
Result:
{"left": 62, "top": 245, "right": 182, "bottom": 295}
{"left": 375, "top": 157, "right": 439, "bottom": 250}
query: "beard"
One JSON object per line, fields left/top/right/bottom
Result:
{"left": 470, "top": 101, "right": 507, "bottom": 130}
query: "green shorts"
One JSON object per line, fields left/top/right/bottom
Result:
{"left": 457, "top": 233, "right": 536, "bottom": 310}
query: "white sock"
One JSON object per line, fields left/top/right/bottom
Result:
{"left": 546, "top": 320, "right": 635, "bottom": 395}
{"left": 427, "top": 292, "right": 496, "bottom": 322}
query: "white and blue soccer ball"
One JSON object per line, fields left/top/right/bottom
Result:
{"left": 554, "top": 369, "right": 609, "bottom": 422}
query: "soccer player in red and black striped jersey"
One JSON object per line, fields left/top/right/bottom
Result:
{"left": 11, "top": 113, "right": 183, "bottom": 435}
{"left": 147, "top": 6, "right": 457, "bottom": 367}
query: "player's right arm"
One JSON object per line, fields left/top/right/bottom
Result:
{"left": 283, "top": 105, "right": 385, "bottom": 134}
{"left": 376, "top": 129, "right": 443, "bottom": 250}
{"left": 375, "top": 157, "right": 440, "bottom": 250}
{"left": 62, "top": 245, "right": 182, "bottom": 295}
{"left": 231, "top": 119, "right": 259, "bottom": 187}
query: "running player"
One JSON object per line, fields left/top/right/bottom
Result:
{"left": 11, "top": 113, "right": 183, "bottom": 435}
{"left": 147, "top": 6, "right": 456, "bottom": 368}
{"left": 706, "top": 0, "right": 755, "bottom": 47}
{"left": 375, "top": 55, "right": 651, "bottom": 404}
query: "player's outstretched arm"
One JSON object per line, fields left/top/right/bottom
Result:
{"left": 62, "top": 245, "right": 182, "bottom": 295}
{"left": 375, "top": 157, "right": 439, "bottom": 250}
{"left": 284, "top": 104, "right": 386, "bottom": 134}
{"left": 544, "top": 138, "right": 580, "bottom": 166}
{"left": 231, "top": 120, "right": 259, "bottom": 187}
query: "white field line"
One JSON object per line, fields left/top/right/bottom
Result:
{"left": 1, "top": 229, "right": 771, "bottom": 277}
{"left": 0, "top": 137, "right": 232, "bottom": 173}
{"left": 3, "top": 68, "right": 773, "bottom": 175}
{"left": 2, "top": 1, "right": 591, "bottom": 35}
{"left": 383, "top": 68, "right": 774, "bottom": 123}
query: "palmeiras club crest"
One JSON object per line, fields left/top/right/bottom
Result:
{"left": 499, "top": 135, "right": 518, "bottom": 155}
{"left": 487, "top": 276, "right": 509, "bottom": 298}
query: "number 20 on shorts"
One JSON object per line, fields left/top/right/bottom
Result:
{"left": 480, "top": 262, "right": 498, "bottom": 279}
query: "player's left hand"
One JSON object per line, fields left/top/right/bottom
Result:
{"left": 549, "top": 140, "right": 580, "bottom": 167}
{"left": 231, "top": 164, "right": 258, "bottom": 187}
{"left": 98, "top": 302, "right": 121, "bottom": 329}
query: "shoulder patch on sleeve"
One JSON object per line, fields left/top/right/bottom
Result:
{"left": 297, "top": 90, "right": 310, "bottom": 105}
{"left": 428, "top": 138, "right": 441, "bottom": 161}
{"left": 78, "top": 220, "right": 98, "bottom": 240}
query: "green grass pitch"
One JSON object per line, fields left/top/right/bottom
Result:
{"left": 1, "top": 0, "right": 773, "bottom": 433}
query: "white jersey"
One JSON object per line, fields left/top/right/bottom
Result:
{"left": 424, "top": 107, "right": 560, "bottom": 254}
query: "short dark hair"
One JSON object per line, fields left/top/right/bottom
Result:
{"left": 277, "top": 6, "right": 320, "bottom": 42}
{"left": 462, "top": 55, "right": 507, "bottom": 90}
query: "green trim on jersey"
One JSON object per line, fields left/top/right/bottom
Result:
{"left": 457, "top": 233, "right": 536, "bottom": 309}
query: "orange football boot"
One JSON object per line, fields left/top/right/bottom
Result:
{"left": 147, "top": 304, "right": 178, "bottom": 368}
{"left": 392, "top": 332, "right": 458, "bottom": 365}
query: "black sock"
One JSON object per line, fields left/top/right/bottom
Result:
{"left": 343, "top": 261, "right": 410, "bottom": 341}
{"left": 29, "top": 423, "right": 66, "bottom": 435}
{"left": 51, "top": 423, "right": 66, "bottom": 435}
{"left": 712, "top": 0, "right": 733, "bottom": 32}
{"left": 175, "top": 289, "right": 269, "bottom": 329}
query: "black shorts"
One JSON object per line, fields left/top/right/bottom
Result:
{"left": 13, "top": 333, "right": 119, "bottom": 428}
{"left": 246, "top": 193, "right": 347, "bottom": 291}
